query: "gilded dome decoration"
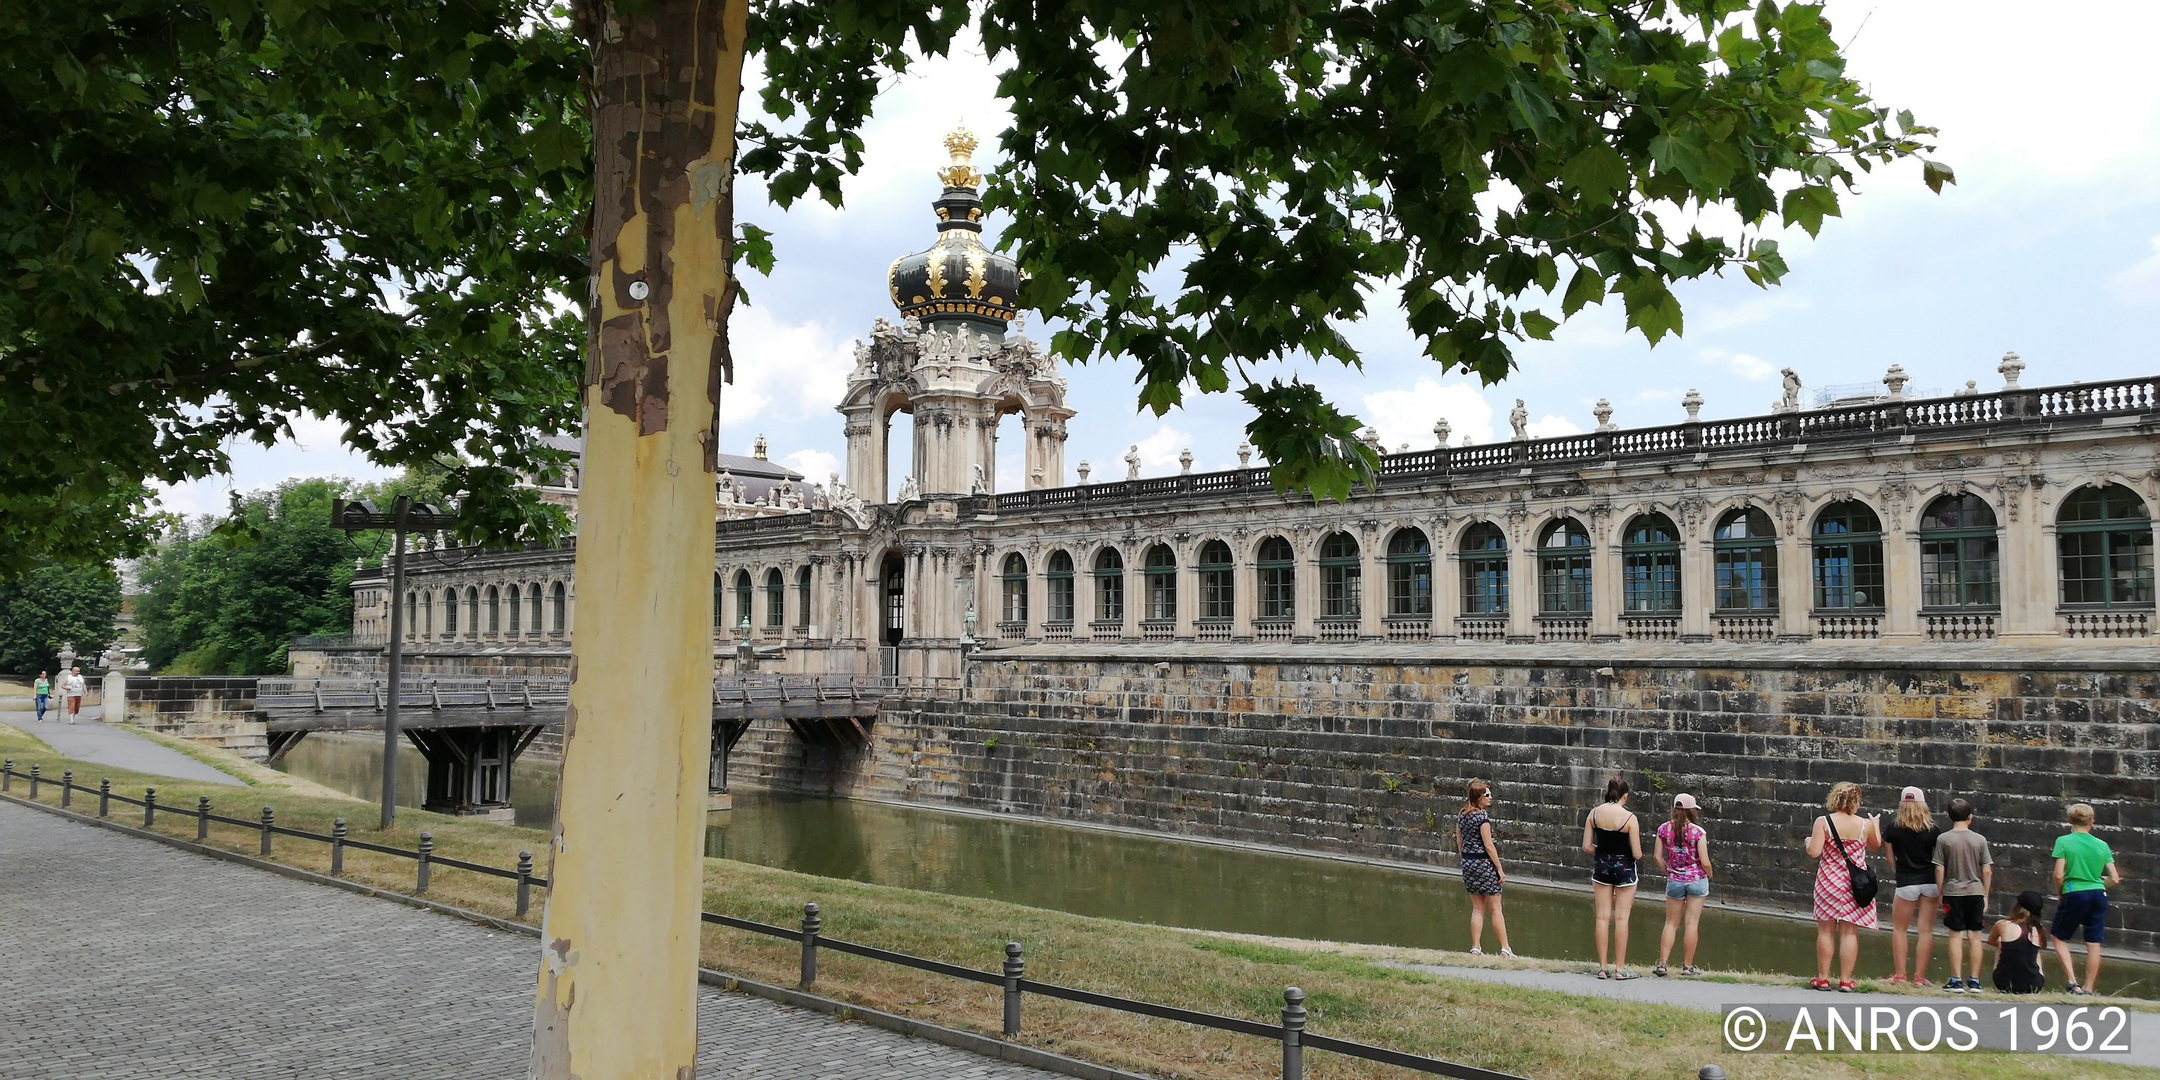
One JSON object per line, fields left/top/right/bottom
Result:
{"left": 888, "top": 127, "right": 1022, "bottom": 332}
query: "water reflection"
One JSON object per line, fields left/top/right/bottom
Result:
{"left": 277, "top": 734, "right": 2158, "bottom": 994}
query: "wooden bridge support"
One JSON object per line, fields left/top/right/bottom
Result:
{"left": 405, "top": 725, "right": 544, "bottom": 822}
{"left": 709, "top": 719, "right": 750, "bottom": 811}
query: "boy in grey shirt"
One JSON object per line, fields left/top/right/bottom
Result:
{"left": 1934, "top": 798, "right": 1994, "bottom": 993}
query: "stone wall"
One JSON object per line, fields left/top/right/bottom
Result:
{"left": 728, "top": 647, "right": 2160, "bottom": 954}
{"left": 119, "top": 677, "right": 268, "bottom": 761}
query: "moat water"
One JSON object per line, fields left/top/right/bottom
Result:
{"left": 276, "top": 733, "right": 2159, "bottom": 996}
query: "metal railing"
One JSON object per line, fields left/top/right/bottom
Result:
{"left": 1, "top": 759, "right": 1522, "bottom": 1080}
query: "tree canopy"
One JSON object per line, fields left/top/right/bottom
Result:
{"left": 4, "top": 0, "right": 1943, "bottom": 571}
{"left": 0, "top": 562, "right": 122, "bottom": 676}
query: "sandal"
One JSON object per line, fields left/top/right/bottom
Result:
{"left": 1499, "top": 948, "right": 1516, "bottom": 958}
{"left": 1682, "top": 965, "right": 1703, "bottom": 977}
{"left": 1914, "top": 977, "right": 1934, "bottom": 988}
{"left": 1838, "top": 980, "right": 1857, "bottom": 993}
{"left": 1653, "top": 965, "right": 1668, "bottom": 977}
{"left": 1595, "top": 967, "right": 1610, "bottom": 979}
{"left": 1612, "top": 970, "right": 1641, "bottom": 981}
{"left": 1886, "top": 974, "right": 1908, "bottom": 986}
{"left": 1809, "top": 978, "right": 1833, "bottom": 991}
{"left": 2067, "top": 983, "right": 2091, "bottom": 996}
{"left": 1469, "top": 947, "right": 1484, "bottom": 956}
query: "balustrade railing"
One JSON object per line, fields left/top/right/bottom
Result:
{"left": 1141, "top": 620, "right": 1176, "bottom": 643}
{"left": 1043, "top": 622, "right": 1074, "bottom": 643}
{"left": 1196, "top": 619, "right": 1232, "bottom": 643}
{"left": 1811, "top": 614, "right": 1882, "bottom": 641}
{"left": 1086, "top": 620, "right": 1126, "bottom": 643}
{"left": 1712, "top": 615, "right": 1779, "bottom": 643}
{"left": 1535, "top": 617, "right": 1590, "bottom": 643}
{"left": 1383, "top": 618, "right": 1431, "bottom": 642}
{"left": 1620, "top": 616, "right": 1680, "bottom": 641}
{"left": 1316, "top": 619, "right": 1361, "bottom": 643}
{"left": 1924, "top": 612, "right": 1998, "bottom": 642}
{"left": 1254, "top": 619, "right": 1294, "bottom": 643}
{"left": 1455, "top": 618, "right": 1508, "bottom": 642}
{"left": 998, "top": 621, "right": 1027, "bottom": 642}
{"left": 1, "top": 760, "right": 1522, "bottom": 1080}
{"left": 2060, "top": 610, "right": 2150, "bottom": 639}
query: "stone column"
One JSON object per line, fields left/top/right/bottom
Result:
{"left": 1592, "top": 539, "right": 1622, "bottom": 641}
{"left": 1778, "top": 528, "right": 1811, "bottom": 639}
{"left": 1679, "top": 536, "right": 1712, "bottom": 641}
{"left": 1233, "top": 548, "right": 1256, "bottom": 640}
{"left": 1507, "top": 533, "right": 1535, "bottom": 641}
{"left": 1432, "top": 518, "right": 1459, "bottom": 641}
{"left": 1359, "top": 526, "right": 1385, "bottom": 640}
{"left": 1999, "top": 480, "right": 2055, "bottom": 643}
{"left": 1881, "top": 520, "right": 1922, "bottom": 643}
{"left": 1175, "top": 549, "right": 1198, "bottom": 640}
{"left": 1294, "top": 532, "right": 1319, "bottom": 640}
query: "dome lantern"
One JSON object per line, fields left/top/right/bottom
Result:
{"left": 886, "top": 127, "right": 1022, "bottom": 335}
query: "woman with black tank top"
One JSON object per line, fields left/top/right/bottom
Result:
{"left": 1988, "top": 891, "right": 2052, "bottom": 994}
{"left": 1580, "top": 776, "right": 1643, "bottom": 979}
{"left": 1881, "top": 786, "right": 1944, "bottom": 986}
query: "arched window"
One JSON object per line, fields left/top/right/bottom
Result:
{"left": 1000, "top": 553, "right": 1029, "bottom": 624}
{"left": 1920, "top": 494, "right": 2000, "bottom": 610}
{"left": 486, "top": 585, "right": 501, "bottom": 635}
{"left": 1713, "top": 508, "right": 1778, "bottom": 612}
{"left": 2058, "top": 484, "right": 2155, "bottom": 607}
{"left": 465, "top": 587, "right": 480, "bottom": 636}
{"left": 712, "top": 572, "right": 727, "bottom": 629}
{"left": 421, "top": 590, "right": 434, "bottom": 638}
{"left": 527, "top": 584, "right": 542, "bottom": 634}
{"left": 1256, "top": 536, "right": 1295, "bottom": 620}
{"left": 1197, "top": 541, "right": 1234, "bottom": 620}
{"left": 506, "top": 584, "right": 521, "bottom": 635}
{"left": 1143, "top": 544, "right": 1178, "bottom": 622}
{"left": 1812, "top": 502, "right": 1884, "bottom": 612}
{"left": 551, "top": 582, "right": 567, "bottom": 633}
{"left": 1320, "top": 532, "right": 1361, "bottom": 620}
{"left": 1046, "top": 550, "right": 1076, "bottom": 624}
{"left": 1621, "top": 514, "right": 1681, "bottom": 614}
{"left": 1459, "top": 523, "right": 1509, "bottom": 615}
{"left": 1537, "top": 519, "right": 1592, "bottom": 614}
{"left": 764, "top": 569, "right": 786, "bottom": 627}
{"left": 1093, "top": 548, "right": 1125, "bottom": 623}
{"left": 733, "top": 570, "right": 753, "bottom": 630}
{"left": 1386, "top": 529, "right": 1432, "bottom": 618}
{"left": 796, "top": 566, "right": 813, "bottom": 629}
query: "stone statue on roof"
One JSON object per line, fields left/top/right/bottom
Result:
{"left": 1509, "top": 400, "right": 1529, "bottom": 441}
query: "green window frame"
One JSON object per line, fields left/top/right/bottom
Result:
{"left": 1713, "top": 508, "right": 1779, "bottom": 613}
{"left": 1811, "top": 501, "right": 1885, "bottom": 612}
{"left": 1918, "top": 494, "right": 1999, "bottom": 610}
{"left": 1319, "top": 532, "right": 1362, "bottom": 619}
{"left": 1143, "top": 544, "right": 1178, "bottom": 622}
{"left": 1046, "top": 550, "right": 1075, "bottom": 624}
{"left": 1537, "top": 519, "right": 1592, "bottom": 614}
{"left": 1621, "top": 513, "right": 1681, "bottom": 614}
{"left": 1094, "top": 548, "right": 1125, "bottom": 623}
{"left": 1386, "top": 528, "right": 1433, "bottom": 618}
{"left": 2058, "top": 484, "right": 2155, "bottom": 607}
{"left": 1000, "top": 553, "right": 1029, "bottom": 624}
{"left": 1198, "top": 540, "right": 1234, "bottom": 620}
{"left": 1459, "top": 522, "right": 1509, "bottom": 616}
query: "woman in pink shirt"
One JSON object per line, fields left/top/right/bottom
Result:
{"left": 1653, "top": 793, "right": 1712, "bottom": 976}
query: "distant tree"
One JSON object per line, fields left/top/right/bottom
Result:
{"left": 0, "top": 563, "right": 121, "bottom": 676}
{"left": 134, "top": 473, "right": 438, "bottom": 674}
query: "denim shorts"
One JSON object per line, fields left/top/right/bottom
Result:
{"left": 1665, "top": 878, "right": 1709, "bottom": 900}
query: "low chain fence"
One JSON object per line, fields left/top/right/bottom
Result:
{"left": 2, "top": 758, "right": 1523, "bottom": 1080}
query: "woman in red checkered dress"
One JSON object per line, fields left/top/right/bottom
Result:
{"left": 1805, "top": 781, "right": 1881, "bottom": 992}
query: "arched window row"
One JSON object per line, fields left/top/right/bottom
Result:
{"left": 713, "top": 563, "right": 825, "bottom": 635}
{"left": 407, "top": 579, "right": 568, "bottom": 640}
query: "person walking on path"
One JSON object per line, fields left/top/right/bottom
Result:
{"left": 1988, "top": 891, "right": 2052, "bottom": 994}
{"left": 1934, "top": 798, "right": 1993, "bottom": 994}
{"left": 1882, "top": 786, "right": 1944, "bottom": 986}
{"left": 32, "top": 671, "right": 50, "bottom": 723}
{"left": 2050, "top": 802, "right": 2121, "bottom": 996}
{"left": 60, "top": 667, "right": 86, "bottom": 724}
{"left": 1653, "top": 793, "right": 1711, "bottom": 977}
{"left": 1805, "top": 781, "right": 1879, "bottom": 992}
{"left": 1454, "top": 780, "right": 1514, "bottom": 957}
{"left": 1582, "top": 776, "right": 1642, "bottom": 980}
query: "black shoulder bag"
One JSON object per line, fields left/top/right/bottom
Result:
{"left": 1825, "top": 815, "right": 1879, "bottom": 907}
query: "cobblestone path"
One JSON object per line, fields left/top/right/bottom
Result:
{"left": 0, "top": 802, "right": 1064, "bottom": 1080}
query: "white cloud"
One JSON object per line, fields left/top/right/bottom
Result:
{"left": 1693, "top": 293, "right": 1811, "bottom": 334}
{"left": 1362, "top": 380, "right": 1495, "bottom": 448}
{"left": 1132, "top": 423, "right": 1194, "bottom": 475}
{"left": 781, "top": 449, "right": 841, "bottom": 485}
{"left": 2108, "top": 236, "right": 2160, "bottom": 306}
{"left": 1525, "top": 415, "right": 1583, "bottom": 439}
{"left": 1694, "top": 346, "right": 1778, "bottom": 382}
{"left": 721, "top": 305, "right": 857, "bottom": 446}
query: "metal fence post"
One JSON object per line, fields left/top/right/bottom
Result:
{"left": 60, "top": 770, "right": 72, "bottom": 808}
{"left": 98, "top": 778, "right": 109, "bottom": 817}
{"left": 799, "top": 903, "right": 822, "bottom": 985}
{"left": 332, "top": 819, "right": 348, "bottom": 876}
{"left": 416, "top": 832, "right": 433, "bottom": 893}
{"left": 197, "top": 797, "right": 211, "bottom": 841}
{"left": 259, "top": 806, "right": 275, "bottom": 856}
{"left": 2, "top": 759, "right": 10, "bottom": 792}
{"left": 143, "top": 787, "right": 157, "bottom": 827}
{"left": 515, "top": 850, "right": 533, "bottom": 917}
{"left": 1002, "top": 942, "right": 1025, "bottom": 1038}
{"left": 1280, "top": 987, "right": 1306, "bottom": 1080}
{"left": 1698, "top": 1067, "right": 1728, "bottom": 1080}
{"left": 29, "top": 764, "right": 39, "bottom": 799}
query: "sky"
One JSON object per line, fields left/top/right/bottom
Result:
{"left": 155, "top": 0, "right": 2160, "bottom": 512}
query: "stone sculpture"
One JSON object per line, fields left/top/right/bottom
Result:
{"left": 1509, "top": 400, "right": 1529, "bottom": 441}
{"left": 1125, "top": 445, "right": 1141, "bottom": 480}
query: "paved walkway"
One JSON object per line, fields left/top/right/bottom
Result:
{"left": 1389, "top": 961, "right": 2160, "bottom": 1068}
{"left": 0, "top": 706, "right": 240, "bottom": 785}
{"left": 0, "top": 802, "right": 1064, "bottom": 1080}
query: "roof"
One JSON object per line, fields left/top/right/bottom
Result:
{"left": 533, "top": 433, "right": 802, "bottom": 483}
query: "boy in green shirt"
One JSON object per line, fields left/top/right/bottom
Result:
{"left": 32, "top": 671, "right": 49, "bottom": 723}
{"left": 2050, "top": 803, "right": 2121, "bottom": 995}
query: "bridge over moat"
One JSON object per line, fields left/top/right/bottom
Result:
{"left": 252, "top": 675, "right": 949, "bottom": 819}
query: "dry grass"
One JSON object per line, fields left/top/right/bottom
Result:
{"left": 0, "top": 723, "right": 2144, "bottom": 1080}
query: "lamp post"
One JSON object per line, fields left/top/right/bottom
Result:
{"left": 331, "top": 496, "right": 459, "bottom": 829}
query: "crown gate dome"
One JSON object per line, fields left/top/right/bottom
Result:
{"left": 886, "top": 128, "right": 1022, "bottom": 333}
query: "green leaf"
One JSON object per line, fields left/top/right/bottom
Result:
{"left": 1921, "top": 159, "right": 1958, "bottom": 194}
{"left": 1561, "top": 266, "right": 1607, "bottom": 316}
{"left": 1519, "top": 310, "right": 1557, "bottom": 341}
{"left": 1560, "top": 144, "right": 1631, "bottom": 205}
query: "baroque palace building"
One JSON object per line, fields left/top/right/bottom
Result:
{"left": 346, "top": 133, "right": 2160, "bottom": 678}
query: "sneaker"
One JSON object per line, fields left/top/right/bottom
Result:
{"left": 1966, "top": 981, "right": 1985, "bottom": 995}
{"left": 1945, "top": 978, "right": 1965, "bottom": 994}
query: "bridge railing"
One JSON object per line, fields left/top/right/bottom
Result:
{"left": 1, "top": 758, "right": 1522, "bottom": 1080}
{"left": 255, "top": 673, "right": 960, "bottom": 714}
